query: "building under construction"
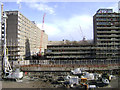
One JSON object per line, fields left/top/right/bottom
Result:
{"left": 46, "top": 40, "right": 96, "bottom": 63}
{"left": 1, "top": 7, "right": 120, "bottom": 65}
{"left": 45, "top": 8, "right": 120, "bottom": 64}
{"left": 1, "top": 11, "right": 48, "bottom": 60}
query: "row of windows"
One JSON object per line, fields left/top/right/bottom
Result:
{"left": 97, "top": 37, "right": 120, "bottom": 39}
{"left": 96, "top": 14, "right": 120, "bottom": 17}
{"left": 48, "top": 45, "right": 93, "bottom": 48}
{"left": 96, "top": 18, "right": 119, "bottom": 21}
{"left": 97, "top": 22, "right": 119, "bottom": 26}
{"left": 97, "top": 32, "right": 120, "bottom": 34}
{"left": 98, "top": 41, "right": 120, "bottom": 43}
{"left": 97, "top": 29, "right": 120, "bottom": 31}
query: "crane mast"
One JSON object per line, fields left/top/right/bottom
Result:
{"left": 2, "top": 12, "right": 13, "bottom": 74}
{"left": 42, "top": 13, "right": 46, "bottom": 30}
{"left": 1, "top": 3, "right": 23, "bottom": 80}
{"left": 1, "top": 3, "right": 12, "bottom": 74}
{"left": 39, "top": 13, "right": 46, "bottom": 56}
{"left": 1, "top": 3, "right": 3, "bottom": 18}
{"left": 79, "top": 25, "right": 86, "bottom": 41}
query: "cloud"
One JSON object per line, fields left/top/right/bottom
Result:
{"left": 2, "top": 0, "right": 120, "bottom": 2}
{"left": 37, "top": 15, "right": 93, "bottom": 41}
{"left": 54, "top": 4, "right": 58, "bottom": 8}
{"left": 107, "top": 3, "right": 118, "bottom": 12}
{"left": 37, "top": 23, "right": 61, "bottom": 36}
{"left": 16, "top": 0, "right": 21, "bottom": 4}
{"left": 100, "top": 2, "right": 118, "bottom": 12}
{"left": 27, "top": 2, "right": 55, "bottom": 14}
{"left": 59, "top": 15, "right": 93, "bottom": 41}
{"left": 16, "top": 0, "right": 22, "bottom": 9}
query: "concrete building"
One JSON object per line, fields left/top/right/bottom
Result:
{"left": 48, "top": 41, "right": 65, "bottom": 45}
{"left": 93, "top": 9, "right": 120, "bottom": 60}
{"left": 46, "top": 41, "right": 96, "bottom": 62}
{"left": 1, "top": 11, "right": 48, "bottom": 60}
{"left": 118, "top": 1, "right": 120, "bottom": 13}
{"left": 45, "top": 8, "right": 120, "bottom": 64}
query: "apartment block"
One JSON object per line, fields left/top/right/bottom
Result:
{"left": 93, "top": 9, "right": 120, "bottom": 60}
{"left": 1, "top": 11, "right": 48, "bottom": 60}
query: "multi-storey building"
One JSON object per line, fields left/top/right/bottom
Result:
{"left": 93, "top": 9, "right": 120, "bottom": 60}
{"left": 46, "top": 41, "right": 96, "bottom": 62}
{"left": 45, "top": 8, "right": 120, "bottom": 64}
{"left": 1, "top": 11, "right": 48, "bottom": 60}
{"left": 118, "top": 1, "right": 120, "bottom": 13}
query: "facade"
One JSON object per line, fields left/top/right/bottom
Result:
{"left": 118, "top": 1, "right": 120, "bottom": 13}
{"left": 93, "top": 9, "right": 120, "bottom": 60}
{"left": 48, "top": 41, "right": 65, "bottom": 45}
{"left": 46, "top": 41, "right": 96, "bottom": 61}
{"left": 1, "top": 11, "right": 48, "bottom": 60}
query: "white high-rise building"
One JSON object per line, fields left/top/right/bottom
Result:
{"left": 1, "top": 11, "right": 48, "bottom": 60}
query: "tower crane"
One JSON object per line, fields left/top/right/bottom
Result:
{"left": 38, "top": 13, "right": 46, "bottom": 56}
{"left": 79, "top": 25, "right": 86, "bottom": 41}
{"left": 42, "top": 13, "right": 46, "bottom": 30}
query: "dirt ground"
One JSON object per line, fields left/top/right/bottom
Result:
{"left": 1, "top": 75, "right": 120, "bottom": 89}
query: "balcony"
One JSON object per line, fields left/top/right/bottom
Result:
{"left": 48, "top": 47, "right": 92, "bottom": 50}
{"left": 97, "top": 43, "right": 120, "bottom": 45}
{"left": 96, "top": 19, "right": 118, "bottom": 22}
{"left": 8, "top": 49, "right": 20, "bottom": 52}
{"left": 97, "top": 39, "right": 120, "bottom": 41}
{"left": 47, "top": 55, "right": 90, "bottom": 58}
{"left": 97, "top": 31, "right": 120, "bottom": 34}
{"left": 96, "top": 15, "right": 112, "bottom": 17}
{"left": 46, "top": 51, "right": 92, "bottom": 54}
{"left": 97, "top": 35, "right": 120, "bottom": 38}
{"left": 97, "top": 27, "right": 119, "bottom": 29}
{"left": 96, "top": 15, "right": 119, "bottom": 17}
{"left": 96, "top": 47, "right": 118, "bottom": 50}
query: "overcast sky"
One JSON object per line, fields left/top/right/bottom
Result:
{"left": 0, "top": 0, "right": 119, "bottom": 41}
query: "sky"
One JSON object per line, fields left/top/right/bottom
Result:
{"left": 0, "top": 0, "right": 119, "bottom": 41}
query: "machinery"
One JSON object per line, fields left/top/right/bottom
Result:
{"left": 71, "top": 68, "right": 112, "bottom": 84}
{"left": 1, "top": 9, "right": 23, "bottom": 80}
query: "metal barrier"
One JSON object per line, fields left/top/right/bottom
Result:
{"left": 28, "top": 59, "right": 120, "bottom": 65}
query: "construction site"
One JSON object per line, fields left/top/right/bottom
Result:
{"left": 0, "top": 2, "right": 120, "bottom": 89}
